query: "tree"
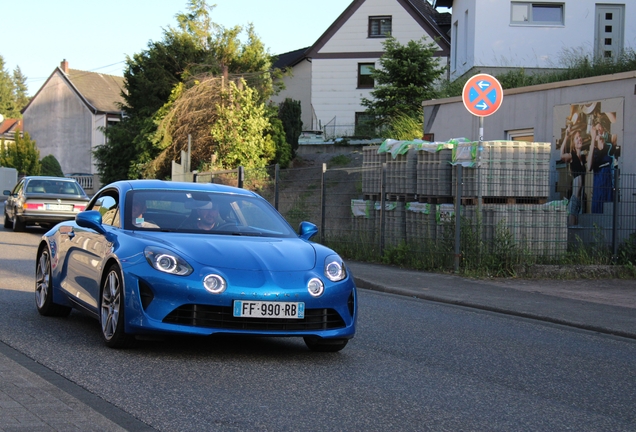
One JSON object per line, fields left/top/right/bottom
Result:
{"left": 0, "top": 55, "right": 17, "bottom": 118}
{"left": 278, "top": 99, "right": 302, "bottom": 159}
{"left": 12, "top": 66, "right": 29, "bottom": 112}
{"left": 0, "top": 55, "right": 29, "bottom": 118}
{"left": 361, "top": 37, "right": 445, "bottom": 128}
{"left": 94, "top": 0, "right": 280, "bottom": 183}
{"left": 0, "top": 132, "right": 40, "bottom": 175}
{"left": 40, "top": 154, "right": 64, "bottom": 177}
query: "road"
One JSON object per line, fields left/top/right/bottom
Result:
{"left": 0, "top": 218, "right": 635, "bottom": 431}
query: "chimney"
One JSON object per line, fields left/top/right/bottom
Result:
{"left": 60, "top": 59, "right": 69, "bottom": 73}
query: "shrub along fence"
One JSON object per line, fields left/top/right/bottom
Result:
{"left": 194, "top": 142, "right": 636, "bottom": 275}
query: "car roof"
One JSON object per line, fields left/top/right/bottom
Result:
{"left": 24, "top": 176, "right": 79, "bottom": 182}
{"left": 106, "top": 179, "right": 258, "bottom": 198}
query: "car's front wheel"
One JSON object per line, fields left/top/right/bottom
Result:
{"left": 100, "top": 264, "right": 133, "bottom": 348}
{"left": 3, "top": 209, "right": 11, "bottom": 228}
{"left": 12, "top": 211, "right": 25, "bottom": 232}
{"left": 35, "top": 248, "right": 71, "bottom": 317}
{"left": 304, "top": 337, "right": 349, "bottom": 352}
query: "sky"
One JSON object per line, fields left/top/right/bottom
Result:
{"left": 1, "top": 0, "right": 353, "bottom": 96}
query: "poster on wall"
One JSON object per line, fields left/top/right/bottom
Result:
{"left": 554, "top": 98, "right": 623, "bottom": 225}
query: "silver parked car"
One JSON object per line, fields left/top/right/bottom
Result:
{"left": 3, "top": 176, "right": 90, "bottom": 231}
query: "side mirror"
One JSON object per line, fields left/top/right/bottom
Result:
{"left": 76, "top": 210, "right": 107, "bottom": 235}
{"left": 298, "top": 221, "right": 318, "bottom": 240}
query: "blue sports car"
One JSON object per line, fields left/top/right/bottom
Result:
{"left": 35, "top": 180, "right": 357, "bottom": 352}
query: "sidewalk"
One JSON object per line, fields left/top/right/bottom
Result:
{"left": 348, "top": 261, "right": 636, "bottom": 339}
{"left": 1, "top": 262, "right": 635, "bottom": 431}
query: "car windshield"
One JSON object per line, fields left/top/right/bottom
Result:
{"left": 125, "top": 189, "right": 297, "bottom": 237}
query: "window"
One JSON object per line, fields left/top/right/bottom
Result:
{"left": 358, "top": 63, "right": 375, "bottom": 88}
{"left": 511, "top": 2, "right": 564, "bottom": 25}
{"left": 507, "top": 129, "right": 534, "bottom": 142}
{"left": 92, "top": 194, "right": 120, "bottom": 227}
{"left": 369, "top": 16, "right": 391, "bottom": 37}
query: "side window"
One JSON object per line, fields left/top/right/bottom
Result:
{"left": 91, "top": 195, "right": 120, "bottom": 227}
{"left": 358, "top": 63, "right": 375, "bottom": 88}
{"left": 369, "top": 16, "right": 391, "bottom": 37}
{"left": 13, "top": 181, "right": 24, "bottom": 195}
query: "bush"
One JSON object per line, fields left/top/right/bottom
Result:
{"left": 40, "top": 154, "right": 64, "bottom": 177}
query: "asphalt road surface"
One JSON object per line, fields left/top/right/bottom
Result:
{"left": 0, "top": 220, "right": 635, "bottom": 431}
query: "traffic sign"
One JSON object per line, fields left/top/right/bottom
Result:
{"left": 462, "top": 74, "right": 504, "bottom": 117}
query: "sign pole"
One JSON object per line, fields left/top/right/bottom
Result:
{"left": 461, "top": 73, "right": 504, "bottom": 267}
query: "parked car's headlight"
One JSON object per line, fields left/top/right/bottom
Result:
{"left": 324, "top": 255, "right": 346, "bottom": 282}
{"left": 144, "top": 246, "right": 193, "bottom": 276}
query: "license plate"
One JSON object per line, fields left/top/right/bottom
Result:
{"left": 46, "top": 204, "right": 73, "bottom": 211}
{"left": 233, "top": 300, "right": 305, "bottom": 319}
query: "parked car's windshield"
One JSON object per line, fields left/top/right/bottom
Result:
{"left": 124, "top": 190, "right": 297, "bottom": 237}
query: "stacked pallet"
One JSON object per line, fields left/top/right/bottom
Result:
{"left": 453, "top": 141, "right": 551, "bottom": 199}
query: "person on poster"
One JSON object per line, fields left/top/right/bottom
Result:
{"left": 587, "top": 116, "right": 618, "bottom": 213}
{"left": 559, "top": 125, "right": 587, "bottom": 225}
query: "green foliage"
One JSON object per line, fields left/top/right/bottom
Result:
{"left": 266, "top": 113, "right": 292, "bottom": 168}
{"left": 0, "top": 132, "right": 40, "bottom": 175}
{"left": 381, "top": 113, "right": 423, "bottom": 140}
{"left": 40, "top": 154, "right": 64, "bottom": 177}
{"left": 328, "top": 154, "right": 351, "bottom": 167}
{"left": 278, "top": 98, "right": 302, "bottom": 158}
{"left": 209, "top": 80, "right": 275, "bottom": 170}
{"left": 361, "top": 36, "right": 445, "bottom": 128}
{"left": 0, "top": 55, "right": 29, "bottom": 118}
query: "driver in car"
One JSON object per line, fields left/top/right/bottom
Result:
{"left": 189, "top": 201, "right": 225, "bottom": 230}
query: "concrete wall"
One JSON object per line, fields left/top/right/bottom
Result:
{"left": 23, "top": 71, "right": 96, "bottom": 175}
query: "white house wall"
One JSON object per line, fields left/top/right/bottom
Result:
{"left": 450, "top": 0, "right": 636, "bottom": 80}
{"left": 320, "top": 0, "right": 443, "bottom": 53}
{"left": 22, "top": 72, "right": 95, "bottom": 175}
{"left": 270, "top": 60, "right": 314, "bottom": 130}
{"left": 312, "top": 58, "right": 376, "bottom": 130}
{"left": 312, "top": 0, "right": 444, "bottom": 129}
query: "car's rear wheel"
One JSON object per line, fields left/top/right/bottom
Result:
{"left": 12, "top": 211, "right": 25, "bottom": 232}
{"left": 35, "top": 248, "right": 71, "bottom": 317}
{"left": 304, "top": 337, "right": 349, "bottom": 352}
{"left": 100, "top": 264, "right": 134, "bottom": 348}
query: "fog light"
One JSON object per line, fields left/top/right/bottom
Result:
{"left": 307, "top": 278, "right": 324, "bottom": 297}
{"left": 203, "top": 274, "right": 227, "bottom": 294}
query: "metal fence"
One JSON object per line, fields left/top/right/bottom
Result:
{"left": 192, "top": 154, "right": 636, "bottom": 271}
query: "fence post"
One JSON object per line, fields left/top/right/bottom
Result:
{"left": 380, "top": 163, "right": 387, "bottom": 255}
{"left": 238, "top": 166, "right": 244, "bottom": 189}
{"left": 454, "top": 164, "right": 463, "bottom": 273}
{"left": 321, "top": 163, "right": 327, "bottom": 244}
{"left": 274, "top": 164, "right": 280, "bottom": 210}
{"left": 612, "top": 167, "right": 619, "bottom": 263}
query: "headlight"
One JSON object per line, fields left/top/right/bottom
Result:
{"left": 324, "top": 255, "right": 346, "bottom": 282}
{"left": 203, "top": 274, "right": 227, "bottom": 294}
{"left": 144, "top": 246, "right": 193, "bottom": 276}
{"left": 307, "top": 278, "right": 324, "bottom": 297}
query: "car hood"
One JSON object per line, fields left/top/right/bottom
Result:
{"left": 140, "top": 233, "right": 317, "bottom": 272}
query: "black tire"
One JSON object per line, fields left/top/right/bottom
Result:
{"left": 13, "top": 212, "right": 25, "bottom": 232}
{"left": 100, "top": 264, "right": 134, "bottom": 348}
{"left": 35, "top": 248, "right": 72, "bottom": 317}
{"left": 3, "top": 210, "right": 10, "bottom": 228}
{"left": 304, "top": 337, "right": 349, "bottom": 352}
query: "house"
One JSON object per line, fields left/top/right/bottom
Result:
{"left": 433, "top": 0, "right": 633, "bottom": 81}
{"left": 21, "top": 60, "right": 126, "bottom": 186}
{"left": 270, "top": 0, "right": 451, "bottom": 137}
{"left": 0, "top": 118, "right": 22, "bottom": 143}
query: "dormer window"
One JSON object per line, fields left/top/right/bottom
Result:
{"left": 369, "top": 16, "right": 392, "bottom": 37}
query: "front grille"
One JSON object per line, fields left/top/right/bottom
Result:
{"left": 163, "top": 305, "right": 346, "bottom": 331}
